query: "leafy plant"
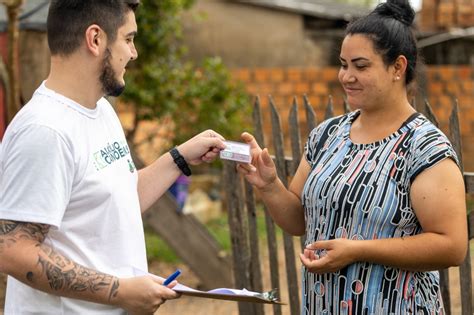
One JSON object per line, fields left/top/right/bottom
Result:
{"left": 121, "top": 0, "right": 251, "bottom": 148}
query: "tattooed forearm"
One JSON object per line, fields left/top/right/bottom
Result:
{"left": 1, "top": 220, "right": 119, "bottom": 302}
{"left": 0, "top": 220, "right": 49, "bottom": 244}
{"left": 1, "top": 220, "right": 50, "bottom": 263}
{"left": 29, "top": 244, "right": 119, "bottom": 301}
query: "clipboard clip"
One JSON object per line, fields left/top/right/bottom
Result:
{"left": 256, "top": 288, "right": 279, "bottom": 303}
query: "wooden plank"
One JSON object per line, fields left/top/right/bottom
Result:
{"left": 245, "top": 181, "right": 265, "bottom": 315}
{"left": 465, "top": 173, "right": 474, "bottom": 194}
{"left": 459, "top": 243, "right": 473, "bottom": 315}
{"left": 131, "top": 150, "right": 233, "bottom": 289}
{"left": 324, "top": 95, "right": 334, "bottom": 120}
{"left": 448, "top": 99, "right": 463, "bottom": 169}
{"left": 424, "top": 100, "right": 440, "bottom": 127}
{"left": 447, "top": 99, "right": 472, "bottom": 314}
{"left": 439, "top": 269, "right": 451, "bottom": 315}
{"left": 263, "top": 206, "right": 282, "bottom": 315}
{"left": 270, "top": 98, "right": 300, "bottom": 315}
{"left": 289, "top": 98, "right": 302, "bottom": 174}
{"left": 469, "top": 212, "right": 474, "bottom": 241}
{"left": 253, "top": 98, "right": 282, "bottom": 315}
{"left": 303, "top": 95, "right": 317, "bottom": 132}
{"left": 223, "top": 162, "right": 255, "bottom": 315}
{"left": 143, "top": 193, "right": 233, "bottom": 289}
{"left": 343, "top": 98, "right": 350, "bottom": 113}
{"left": 289, "top": 100, "right": 306, "bottom": 251}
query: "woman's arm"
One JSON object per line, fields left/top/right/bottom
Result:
{"left": 238, "top": 132, "right": 308, "bottom": 236}
{"left": 301, "top": 158, "right": 468, "bottom": 273}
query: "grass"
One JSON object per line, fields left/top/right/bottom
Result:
{"left": 144, "top": 205, "right": 271, "bottom": 263}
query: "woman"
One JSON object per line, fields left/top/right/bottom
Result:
{"left": 237, "top": 0, "right": 467, "bottom": 313}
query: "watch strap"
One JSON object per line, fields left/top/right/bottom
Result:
{"left": 169, "top": 147, "right": 192, "bottom": 176}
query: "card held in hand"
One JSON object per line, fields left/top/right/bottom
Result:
{"left": 220, "top": 141, "right": 251, "bottom": 163}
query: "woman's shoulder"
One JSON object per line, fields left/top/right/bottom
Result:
{"left": 310, "top": 111, "right": 354, "bottom": 137}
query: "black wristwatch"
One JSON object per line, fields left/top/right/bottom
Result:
{"left": 169, "top": 147, "right": 192, "bottom": 176}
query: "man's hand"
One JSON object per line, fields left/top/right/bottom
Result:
{"left": 177, "top": 129, "right": 226, "bottom": 165}
{"left": 115, "top": 276, "right": 180, "bottom": 315}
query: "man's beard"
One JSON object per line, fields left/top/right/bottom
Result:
{"left": 100, "top": 48, "right": 126, "bottom": 97}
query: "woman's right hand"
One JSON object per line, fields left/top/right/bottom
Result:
{"left": 237, "top": 132, "right": 278, "bottom": 191}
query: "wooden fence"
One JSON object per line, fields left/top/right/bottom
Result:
{"left": 223, "top": 95, "right": 473, "bottom": 315}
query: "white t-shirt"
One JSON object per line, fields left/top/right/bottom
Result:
{"left": 0, "top": 83, "right": 147, "bottom": 314}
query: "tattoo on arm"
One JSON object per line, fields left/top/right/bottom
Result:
{"left": 1, "top": 220, "right": 49, "bottom": 255}
{"left": 0, "top": 220, "right": 120, "bottom": 301}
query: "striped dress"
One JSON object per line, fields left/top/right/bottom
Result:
{"left": 301, "top": 111, "right": 458, "bottom": 315}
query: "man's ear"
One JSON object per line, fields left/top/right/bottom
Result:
{"left": 85, "top": 25, "right": 104, "bottom": 56}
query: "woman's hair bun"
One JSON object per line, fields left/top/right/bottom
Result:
{"left": 373, "top": 0, "right": 416, "bottom": 26}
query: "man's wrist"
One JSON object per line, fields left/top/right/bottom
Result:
{"left": 169, "top": 147, "right": 192, "bottom": 176}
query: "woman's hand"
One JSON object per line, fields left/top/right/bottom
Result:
{"left": 300, "top": 239, "right": 357, "bottom": 274}
{"left": 237, "top": 132, "right": 278, "bottom": 191}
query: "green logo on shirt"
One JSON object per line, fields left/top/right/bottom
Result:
{"left": 93, "top": 141, "right": 132, "bottom": 171}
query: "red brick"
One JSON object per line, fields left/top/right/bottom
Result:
{"left": 232, "top": 69, "right": 251, "bottom": 82}
{"left": 457, "top": 66, "right": 472, "bottom": 80}
{"left": 446, "top": 82, "right": 462, "bottom": 96}
{"left": 287, "top": 68, "right": 303, "bottom": 82}
{"left": 312, "top": 83, "right": 329, "bottom": 95}
{"left": 257, "top": 83, "right": 274, "bottom": 96}
{"left": 254, "top": 68, "right": 270, "bottom": 83}
{"left": 322, "top": 68, "right": 339, "bottom": 81}
{"left": 426, "top": 68, "right": 442, "bottom": 81}
{"left": 295, "top": 82, "right": 310, "bottom": 94}
{"left": 245, "top": 83, "right": 260, "bottom": 96}
{"left": 277, "top": 82, "right": 294, "bottom": 96}
{"left": 457, "top": 95, "right": 473, "bottom": 111}
{"left": 438, "top": 66, "right": 455, "bottom": 81}
{"left": 457, "top": 3, "right": 473, "bottom": 27}
{"left": 437, "top": 3, "right": 455, "bottom": 29}
{"left": 269, "top": 68, "right": 285, "bottom": 82}
{"left": 428, "top": 82, "right": 444, "bottom": 96}
{"left": 305, "top": 68, "right": 323, "bottom": 82}
{"left": 461, "top": 81, "right": 473, "bottom": 94}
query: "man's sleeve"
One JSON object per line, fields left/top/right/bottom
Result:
{"left": 0, "top": 124, "right": 74, "bottom": 228}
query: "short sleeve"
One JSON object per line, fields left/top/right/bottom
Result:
{"left": 0, "top": 124, "right": 74, "bottom": 228}
{"left": 304, "top": 116, "right": 343, "bottom": 167}
{"left": 407, "top": 126, "right": 459, "bottom": 183}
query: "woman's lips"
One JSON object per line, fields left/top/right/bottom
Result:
{"left": 344, "top": 86, "right": 361, "bottom": 95}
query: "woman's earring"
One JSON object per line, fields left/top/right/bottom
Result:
{"left": 395, "top": 76, "right": 400, "bottom": 81}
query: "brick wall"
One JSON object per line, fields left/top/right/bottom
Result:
{"left": 420, "top": 0, "right": 474, "bottom": 31}
{"left": 232, "top": 65, "right": 474, "bottom": 171}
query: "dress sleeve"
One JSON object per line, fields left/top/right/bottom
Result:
{"left": 304, "top": 116, "right": 341, "bottom": 167}
{"left": 407, "top": 125, "right": 460, "bottom": 183}
{"left": 0, "top": 124, "right": 74, "bottom": 228}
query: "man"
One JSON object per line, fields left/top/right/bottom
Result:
{"left": 0, "top": 1, "right": 226, "bottom": 314}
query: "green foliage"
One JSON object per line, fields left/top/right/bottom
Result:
{"left": 121, "top": 0, "right": 251, "bottom": 145}
{"left": 144, "top": 227, "right": 181, "bottom": 263}
{"left": 145, "top": 205, "right": 273, "bottom": 262}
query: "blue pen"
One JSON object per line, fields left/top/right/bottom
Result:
{"left": 163, "top": 269, "right": 182, "bottom": 286}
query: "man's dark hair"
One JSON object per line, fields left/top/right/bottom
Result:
{"left": 47, "top": 0, "right": 140, "bottom": 56}
{"left": 345, "top": 0, "right": 418, "bottom": 85}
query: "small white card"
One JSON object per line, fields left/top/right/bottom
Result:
{"left": 220, "top": 141, "right": 251, "bottom": 163}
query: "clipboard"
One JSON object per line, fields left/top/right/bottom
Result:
{"left": 173, "top": 283, "right": 285, "bottom": 305}
{"left": 132, "top": 267, "right": 285, "bottom": 305}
